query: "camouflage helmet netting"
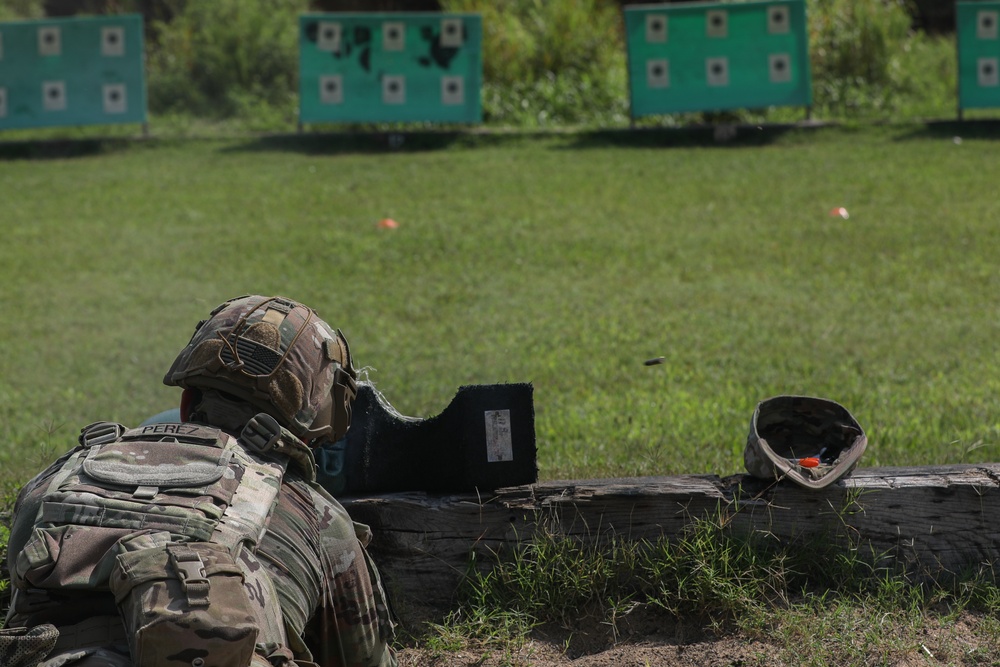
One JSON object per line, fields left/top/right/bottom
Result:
{"left": 164, "top": 295, "right": 356, "bottom": 440}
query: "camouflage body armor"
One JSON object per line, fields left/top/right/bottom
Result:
{"left": 6, "top": 296, "right": 395, "bottom": 667}
{"left": 6, "top": 414, "right": 299, "bottom": 667}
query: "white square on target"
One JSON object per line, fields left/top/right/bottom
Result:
{"left": 706, "top": 10, "right": 728, "bottom": 38}
{"left": 646, "top": 59, "right": 669, "bottom": 88}
{"left": 38, "top": 26, "right": 61, "bottom": 56}
{"left": 707, "top": 57, "right": 729, "bottom": 86}
{"left": 319, "top": 75, "right": 343, "bottom": 104}
{"left": 645, "top": 14, "right": 667, "bottom": 43}
{"left": 383, "top": 22, "right": 405, "bottom": 51}
{"left": 485, "top": 410, "right": 513, "bottom": 463}
{"left": 979, "top": 58, "right": 999, "bottom": 87}
{"left": 0, "top": 88, "right": 6, "bottom": 118}
{"left": 317, "top": 21, "right": 341, "bottom": 52}
{"left": 102, "top": 26, "right": 125, "bottom": 56}
{"left": 978, "top": 11, "right": 999, "bottom": 40}
{"left": 382, "top": 75, "right": 405, "bottom": 104}
{"left": 441, "top": 18, "right": 463, "bottom": 47}
{"left": 769, "top": 53, "right": 791, "bottom": 83}
{"left": 43, "top": 81, "right": 66, "bottom": 111}
{"left": 768, "top": 5, "right": 790, "bottom": 34}
{"left": 441, "top": 76, "right": 464, "bottom": 105}
{"left": 103, "top": 83, "right": 127, "bottom": 113}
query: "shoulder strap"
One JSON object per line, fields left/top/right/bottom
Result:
{"left": 205, "top": 414, "right": 290, "bottom": 553}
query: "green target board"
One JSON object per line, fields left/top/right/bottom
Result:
{"left": 0, "top": 15, "right": 147, "bottom": 130}
{"left": 299, "top": 13, "right": 482, "bottom": 125}
{"left": 624, "top": 0, "right": 811, "bottom": 117}
{"left": 957, "top": 2, "right": 1000, "bottom": 110}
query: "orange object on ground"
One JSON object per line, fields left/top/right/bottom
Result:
{"left": 799, "top": 457, "right": 820, "bottom": 468}
{"left": 378, "top": 218, "right": 399, "bottom": 229}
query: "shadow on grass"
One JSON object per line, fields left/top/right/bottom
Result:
{"left": 0, "top": 137, "right": 138, "bottom": 161}
{"left": 892, "top": 119, "right": 1000, "bottom": 141}
{"left": 219, "top": 121, "right": 830, "bottom": 156}
{"left": 554, "top": 122, "right": 824, "bottom": 150}
{"left": 217, "top": 130, "right": 482, "bottom": 156}
{"left": 0, "top": 120, "right": 870, "bottom": 159}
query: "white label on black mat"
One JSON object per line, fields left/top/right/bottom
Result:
{"left": 485, "top": 410, "right": 513, "bottom": 463}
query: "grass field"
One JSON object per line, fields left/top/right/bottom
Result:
{"left": 3, "top": 122, "right": 1000, "bottom": 662}
{"left": 2, "top": 124, "right": 1000, "bottom": 492}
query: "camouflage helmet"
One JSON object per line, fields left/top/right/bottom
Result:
{"left": 744, "top": 395, "right": 867, "bottom": 490}
{"left": 164, "top": 295, "right": 357, "bottom": 443}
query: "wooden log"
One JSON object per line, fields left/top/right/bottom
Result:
{"left": 341, "top": 464, "right": 1000, "bottom": 624}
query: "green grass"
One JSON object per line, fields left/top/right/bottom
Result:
{"left": 4, "top": 122, "right": 1000, "bottom": 660}
{"left": 422, "top": 512, "right": 1000, "bottom": 664}
{"left": 2, "top": 125, "right": 1000, "bottom": 488}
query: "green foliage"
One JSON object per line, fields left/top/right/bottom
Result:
{"left": 2, "top": 127, "right": 1000, "bottom": 482}
{"left": 809, "top": 0, "right": 933, "bottom": 117}
{"left": 442, "top": 495, "right": 910, "bottom": 640}
{"left": 146, "top": 0, "right": 307, "bottom": 119}
{"left": 0, "top": 480, "right": 18, "bottom": 620}
{"left": 434, "top": 510, "right": 1000, "bottom": 657}
{"left": 4, "top": 0, "right": 951, "bottom": 126}
{"left": 440, "top": 0, "right": 629, "bottom": 126}
{"left": 0, "top": 0, "right": 960, "bottom": 125}
{"left": 0, "top": 0, "right": 44, "bottom": 21}
{"left": 437, "top": 0, "right": 956, "bottom": 125}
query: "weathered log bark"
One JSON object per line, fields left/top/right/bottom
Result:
{"left": 341, "top": 464, "right": 1000, "bottom": 624}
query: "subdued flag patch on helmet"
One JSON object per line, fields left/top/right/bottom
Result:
{"left": 164, "top": 295, "right": 357, "bottom": 443}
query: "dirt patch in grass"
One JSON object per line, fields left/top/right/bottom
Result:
{"left": 397, "top": 636, "right": 774, "bottom": 667}
{"left": 396, "top": 610, "right": 1000, "bottom": 666}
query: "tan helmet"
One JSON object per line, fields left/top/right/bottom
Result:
{"left": 164, "top": 295, "right": 357, "bottom": 443}
{"left": 744, "top": 395, "right": 867, "bottom": 490}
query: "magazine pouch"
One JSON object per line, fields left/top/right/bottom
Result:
{"left": 109, "top": 541, "right": 259, "bottom": 667}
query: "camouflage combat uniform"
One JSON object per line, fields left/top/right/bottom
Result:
{"left": 4, "top": 295, "right": 394, "bottom": 667}
{"left": 3, "top": 423, "right": 396, "bottom": 667}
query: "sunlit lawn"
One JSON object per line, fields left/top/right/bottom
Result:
{"left": 2, "top": 124, "right": 999, "bottom": 488}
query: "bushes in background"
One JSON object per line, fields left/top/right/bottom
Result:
{"left": 146, "top": 0, "right": 308, "bottom": 119}
{"left": 809, "top": 0, "right": 953, "bottom": 117}
{"left": 440, "top": 0, "right": 629, "bottom": 127}
{"left": 0, "top": 0, "right": 44, "bottom": 21}
{"left": 0, "top": 0, "right": 960, "bottom": 126}
{"left": 442, "top": 0, "right": 953, "bottom": 124}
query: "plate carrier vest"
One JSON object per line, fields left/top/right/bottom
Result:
{"left": 12, "top": 415, "right": 297, "bottom": 667}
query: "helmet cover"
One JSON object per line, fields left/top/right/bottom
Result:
{"left": 744, "top": 395, "right": 867, "bottom": 490}
{"left": 164, "top": 295, "right": 357, "bottom": 442}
